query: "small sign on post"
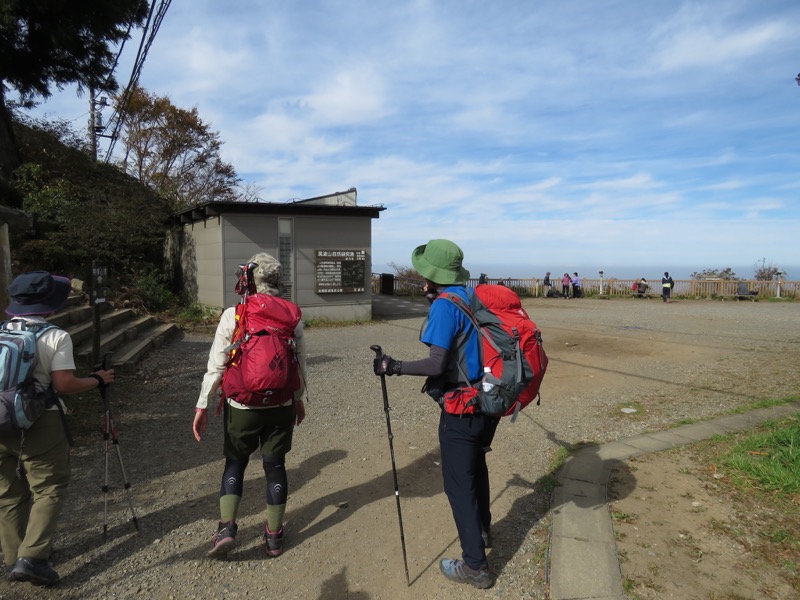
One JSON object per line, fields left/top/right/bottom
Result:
{"left": 91, "top": 261, "right": 109, "bottom": 367}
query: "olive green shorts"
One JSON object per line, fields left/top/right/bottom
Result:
{"left": 223, "top": 403, "right": 295, "bottom": 460}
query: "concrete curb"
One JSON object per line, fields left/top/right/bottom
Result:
{"left": 548, "top": 401, "right": 800, "bottom": 600}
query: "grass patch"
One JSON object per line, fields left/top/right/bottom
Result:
{"left": 611, "top": 510, "right": 637, "bottom": 524}
{"left": 730, "top": 396, "right": 799, "bottom": 414}
{"left": 719, "top": 415, "right": 800, "bottom": 495}
{"left": 692, "top": 414, "right": 800, "bottom": 589}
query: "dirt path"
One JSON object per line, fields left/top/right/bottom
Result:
{"left": 1, "top": 298, "right": 798, "bottom": 599}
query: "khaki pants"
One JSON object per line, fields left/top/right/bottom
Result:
{"left": 0, "top": 411, "right": 70, "bottom": 566}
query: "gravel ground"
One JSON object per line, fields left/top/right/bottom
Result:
{"left": 1, "top": 297, "right": 798, "bottom": 599}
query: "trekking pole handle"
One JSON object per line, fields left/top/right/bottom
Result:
{"left": 93, "top": 352, "right": 114, "bottom": 404}
{"left": 370, "top": 345, "right": 391, "bottom": 412}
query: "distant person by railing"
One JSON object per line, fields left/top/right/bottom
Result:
{"left": 371, "top": 273, "right": 798, "bottom": 300}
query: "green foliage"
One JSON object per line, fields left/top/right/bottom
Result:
{"left": 8, "top": 118, "right": 173, "bottom": 296}
{"left": 691, "top": 267, "right": 738, "bottom": 280}
{"left": 125, "top": 269, "right": 178, "bottom": 312}
{"left": 720, "top": 416, "right": 800, "bottom": 495}
{"left": 176, "top": 303, "right": 208, "bottom": 321}
{"left": 0, "top": 0, "right": 148, "bottom": 99}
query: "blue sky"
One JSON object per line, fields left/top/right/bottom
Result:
{"left": 25, "top": 0, "right": 800, "bottom": 280}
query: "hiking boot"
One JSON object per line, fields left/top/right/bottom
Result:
{"left": 10, "top": 557, "right": 60, "bottom": 586}
{"left": 264, "top": 525, "right": 285, "bottom": 557}
{"left": 207, "top": 521, "right": 237, "bottom": 559}
{"left": 439, "top": 558, "right": 494, "bottom": 589}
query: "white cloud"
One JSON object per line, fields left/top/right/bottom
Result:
{"left": 649, "top": 4, "right": 792, "bottom": 72}
{"left": 22, "top": 0, "right": 800, "bottom": 276}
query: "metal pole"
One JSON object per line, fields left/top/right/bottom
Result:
{"left": 370, "top": 344, "right": 410, "bottom": 586}
{"left": 97, "top": 352, "right": 139, "bottom": 537}
{"left": 89, "top": 88, "right": 97, "bottom": 161}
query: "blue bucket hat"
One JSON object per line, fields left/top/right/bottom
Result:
{"left": 6, "top": 271, "right": 71, "bottom": 316}
{"left": 411, "top": 239, "right": 470, "bottom": 285}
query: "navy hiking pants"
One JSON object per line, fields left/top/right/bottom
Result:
{"left": 439, "top": 410, "right": 500, "bottom": 570}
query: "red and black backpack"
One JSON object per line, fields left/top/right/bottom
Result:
{"left": 220, "top": 293, "right": 301, "bottom": 408}
{"left": 436, "top": 284, "right": 548, "bottom": 421}
{"left": 218, "top": 262, "right": 302, "bottom": 409}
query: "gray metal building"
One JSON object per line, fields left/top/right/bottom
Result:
{"left": 168, "top": 188, "right": 385, "bottom": 321}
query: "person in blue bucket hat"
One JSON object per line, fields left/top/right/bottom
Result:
{"left": 0, "top": 271, "right": 115, "bottom": 586}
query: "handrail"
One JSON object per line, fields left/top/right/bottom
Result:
{"left": 371, "top": 273, "right": 798, "bottom": 299}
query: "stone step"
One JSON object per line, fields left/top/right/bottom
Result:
{"left": 66, "top": 308, "right": 139, "bottom": 347}
{"left": 45, "top": 295, "right": 179, "bottom": 372}
{"left": 74, "top": 315, "right": 158, "bottom": 365}
{"left": 4, "top": 289, "right": 179, "bottom": 377}
{"left": 106, "top": 322, "right": 180, "bottom": 374}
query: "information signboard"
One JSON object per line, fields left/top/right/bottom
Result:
{"left": 315, "top": 249, "right": 366, "bottom": 293}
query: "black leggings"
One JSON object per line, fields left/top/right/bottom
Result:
{"left": 219, "top": 456, "right": 288, "bottom": 505}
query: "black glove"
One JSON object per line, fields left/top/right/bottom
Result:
{"left": 373, "top": 354, "right": 402, "bottom": 376}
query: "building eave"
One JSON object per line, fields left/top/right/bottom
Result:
{"left": 173, "top": 199, "right": 386, "bottom": 225}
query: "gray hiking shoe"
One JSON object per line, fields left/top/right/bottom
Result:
{"left": 439, "top": 558, "right": 494, "bottom": 589}
{"left": 10, "top": 557, "right": 60, "bottom": 586}
{"left": 208, "top": 521, "right": 237, "bottom": 559}
{"left": 264, "top": 525, "right": 285, "bottom": 557}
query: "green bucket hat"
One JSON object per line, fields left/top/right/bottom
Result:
{"left": 411, "top": 239, "right": 470, "bottom": 285}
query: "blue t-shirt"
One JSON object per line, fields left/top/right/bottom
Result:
{"left": 420, "top": 286, "right": 482, "bottom": 383}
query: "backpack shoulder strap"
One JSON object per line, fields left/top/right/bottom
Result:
{"left": 437, "top": 290, "right": 479, "bottom": 328}
{"left": 223, "top": 302, "right": 247, "bottom": 354}
{"left": 435, "top": 289, "right": 484, "bottom": 386}
{"left": 31, "top": 323, "right": 58, "bottom": 339}
{"left": 1, "top": 319, "right": 58, "bottom": 336}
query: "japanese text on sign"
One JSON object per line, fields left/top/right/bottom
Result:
{"left": 315, "top": 249, "right": 366, "bottom": 293}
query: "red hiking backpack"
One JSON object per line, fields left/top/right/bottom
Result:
{"left": 220, "top": 293, "right": 302, "bottom": 407}
{"left": 437, "top": 284, "right": 548, "bottom": 421}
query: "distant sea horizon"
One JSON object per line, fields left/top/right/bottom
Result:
{"left": 376, "top": 263, "right": 799, "bottom": 282}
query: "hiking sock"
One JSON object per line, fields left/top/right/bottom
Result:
{"left": 266, "top": 504, "right": 286, "bottom": 533}
{"left": 219, "top": 495, "right": 241, "bottom": 523}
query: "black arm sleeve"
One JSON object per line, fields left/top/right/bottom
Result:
{"left": 399, "top": 345, "right": 449, "bottom": 376}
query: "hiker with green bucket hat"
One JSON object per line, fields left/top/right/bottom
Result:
{"left": 373, "top": 239, "right": 498, "bottom": 589}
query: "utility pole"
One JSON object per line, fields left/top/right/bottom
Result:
{"left": 88, "top": 89, "right": 108, "bottom": 161}
{"left": 89, "top": 88, "right": 97, "bottom": 160}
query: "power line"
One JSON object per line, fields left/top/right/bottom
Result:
{"left": 98, "top": 0, "right": 173, "bottom": 162}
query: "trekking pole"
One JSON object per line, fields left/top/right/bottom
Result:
{"left": 96, "top": 353, "right": 139, "bottom": 538}
{"left": 370, "top": 345, "right": 410, "bottom": 587}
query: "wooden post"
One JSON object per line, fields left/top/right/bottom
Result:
{"left": 0, "top": 223, "right": 10, "bottom": 311}
{"left": 0, "top": 205, "right": 32, "bottom": 311}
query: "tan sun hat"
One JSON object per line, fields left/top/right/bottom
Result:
{"left": 247, "top": 253, "right": 284, "bottom": 296}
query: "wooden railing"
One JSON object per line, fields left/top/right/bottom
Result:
{"left": 372, "top": 273, "right": 799, "bottom": 299}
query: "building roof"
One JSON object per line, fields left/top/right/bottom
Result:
{"left": 173, "top": 188, "right": 385, "bottom": 225}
